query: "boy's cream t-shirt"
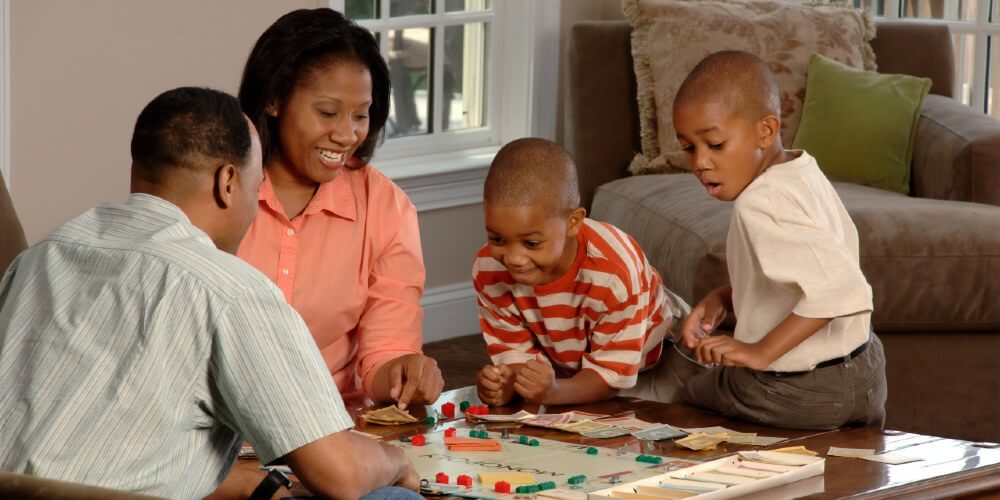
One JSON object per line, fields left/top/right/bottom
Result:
{"left": 728, "top": 151, "right": 872, "bottom": 372}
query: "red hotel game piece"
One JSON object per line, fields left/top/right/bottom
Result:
{"left": 441, "top": 402, "right": 455, "bottom": 419}
{"left": 410, "top": 434, "right": 426, "bottom": 446}
{"left": 495, "top": 481, "right": 511, "bottom": 493}
{"left": 435, "top": 472, "right": 449, "bottom": 484}
{"left": 457, "top": 474, "right": 473, "bottom": 487}
{"left": 444, "top": 427, "right": 457, "bottom": 438}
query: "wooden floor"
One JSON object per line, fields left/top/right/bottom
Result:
{"left": 423, "top": 334, "right": 489, "bottom": 391}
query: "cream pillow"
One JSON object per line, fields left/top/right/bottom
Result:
{"left": 625, "top": 0, "right": 876, "bottom": 174}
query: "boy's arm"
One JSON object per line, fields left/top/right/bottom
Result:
{"left": 695, "top": 313, "right": 831, "bottom": 369}
{"left": 514, "top": 358, "right": 618, "bottom": 405}
{"left": 518, "top": 278, "right": 652, "bottom": 405}
{"left": 475, "top": 287, "right": 538, "bottom": 366}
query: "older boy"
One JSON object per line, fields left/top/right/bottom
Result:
{"left": 674, "top": 51, "right": 887, "bottom": 430}
{"left": 473, "top": 138, "right": 690, "bottom": 406}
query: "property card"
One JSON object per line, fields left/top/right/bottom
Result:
{"left": 827, "top": 446, "right": 876, "bottom": 458}
{"left": 860, "top": 452, "right": 922, "bottom": 465}
{"left": 752, "top": 435, "right": 788, "bottom": 446}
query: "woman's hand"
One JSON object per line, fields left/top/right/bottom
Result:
{"left": 386, "top": 354, "right": 444, "bottom": 410}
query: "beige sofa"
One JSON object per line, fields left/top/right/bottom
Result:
{"left": 566, "top": 20, "right": 1000, "bottom": 442}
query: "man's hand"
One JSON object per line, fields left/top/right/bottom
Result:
{"left": 514, "top": 353, "right": 556, "bottom": 403}
{"left": 681, "top": 287, "right": 730, "bottom": 349}
{"left": 694, "top": 336, "right": 770, "bottom": 370}
{"left": 386, "top": 354, "right": 444, "bottom": 410}
{"left": 477, "top": 364, "right": 516, "bottom": 406}
{"left": 391, "top": 448, "right": 421, "bottom": 491}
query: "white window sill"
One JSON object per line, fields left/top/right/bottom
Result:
{"left": 372, "top": 146, "right": 499, "bottom": 212}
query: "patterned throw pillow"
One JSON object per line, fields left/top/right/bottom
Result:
{"left": 624, "top": 0, "right": 876, "bottom": 174}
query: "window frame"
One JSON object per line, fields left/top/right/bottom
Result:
{"left": 872, "top": 0, "right": 998, "bottom": 113}
{"left": 0, "top": 0, "right": 9, "bottom": 189}
{"left": 328, "top": 0, "right": 560, "bottom": 182}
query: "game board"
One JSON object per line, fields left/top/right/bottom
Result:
{"left": 393, "top": 429, "right": 700, "bottom": 499}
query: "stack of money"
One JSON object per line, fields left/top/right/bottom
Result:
{"left": 675, "top": 432, "right": 729, "bottom": 451}
{"left": 361, "top": 405, "right": 419, "bottom": 425}
{"left": 631, "top": 423, "right": 688, "bottom": 441}
{"left": 581, "top": 426, "right": 633, "bottom": 439}
{"left": 523, "top": 413, "right": 574, "bottom": 429}
{"left": 681, "top": 426, "right": 786, "bottom": 447}
{"left": 772, "top": 445, "right": 818, "bottom": 456}
{"left": 552, "top": 419, "right": 613, "bottom": 434}
{"left": 471, "top": 410, "right": 535, "bottom": 423}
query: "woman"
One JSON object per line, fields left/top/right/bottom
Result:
{"left": 237, "top": 8, "right": 443, "bottom": 409}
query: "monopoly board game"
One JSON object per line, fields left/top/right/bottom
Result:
{"left": 392, "top": 429, "right": 699, "bottom": 499}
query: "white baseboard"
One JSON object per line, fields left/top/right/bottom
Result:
{"left": 421, "top": 282, "right": 480, "bottom": 343}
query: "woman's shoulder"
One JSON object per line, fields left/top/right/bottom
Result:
{"left": 348, "top": 163, "right": 416, "bottom": 214}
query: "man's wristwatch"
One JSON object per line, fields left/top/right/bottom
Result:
{"left": 250, "top": 469, "right": 292, "bottom": 500}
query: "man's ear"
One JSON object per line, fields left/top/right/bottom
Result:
{"left": 566, "top": 207, "right": 587, "bottom": 237}
{"left": 214, "top": 164, "right": 238, "bottom": 209}
{"left": 758, "top": 114, "right": 781, "bottom": 149}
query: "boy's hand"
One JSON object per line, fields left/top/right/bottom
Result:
{"left": 694, "top": 336, "right": 770, "bottom": 370}
{"left": 514, "top": 353, "right": 556, "bottom": 403}
{"left": 476, "top": 364, "right": 516, "bottom": 406}
{"left": 681, "top": 290, "right": 728, "bottom": 349}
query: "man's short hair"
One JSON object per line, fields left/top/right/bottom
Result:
{"left": 484, "top": 138, "right": 581, "bottom": 216}
{"left": 131, "top": 87, "right": 252, "bottom": 177}
{"left": 673, "top": 51, "right": 780, "bottom": 122}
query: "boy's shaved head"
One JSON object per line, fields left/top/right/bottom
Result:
{"left": 673, "top": 51, "right": 780, "bottom": 122}
{"left": 485, "top": 138, "right": 581, "bottom": 216}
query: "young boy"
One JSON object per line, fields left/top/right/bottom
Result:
{"left": 674, "top": 51, "right": 887, "bottom": 430}
{"left": 473, "top": 138, "right": 691, "bottom": 406}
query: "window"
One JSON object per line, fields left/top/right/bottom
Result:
{"left": 855, "top": 0, "right": 1000, "bottom": 118}
{"left": 329, "top": 0, "right": 559, "bottom": 180}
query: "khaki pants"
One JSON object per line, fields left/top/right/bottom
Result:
{"left": 680, "top": 334, "right": 888, "bottom": 430}
{"left": 620, "top": 343, "right": 708, "bottom": 403}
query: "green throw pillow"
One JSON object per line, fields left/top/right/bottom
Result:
{"left": 792, "top": 53, "right": 931, "bottom": 194}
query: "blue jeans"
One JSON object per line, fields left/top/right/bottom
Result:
{"left": 359, "top": 486, "right": 423, "bottom": 499}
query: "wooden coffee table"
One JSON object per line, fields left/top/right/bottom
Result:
{"left": 244, "top": 387, "right": 1000, "bottom": 498}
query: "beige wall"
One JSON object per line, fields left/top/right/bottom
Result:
{"left": 419, "top": 203, "right": 484, "bottom": 289}
{"left": 11, "top": 0, "right": 320, "bottom": 243}
{"left": 8, "top": 0, "right": 624, "bottom": 302}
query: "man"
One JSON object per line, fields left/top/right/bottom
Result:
{"left": 0, "top": 87, "right": 418, "bottom": 499}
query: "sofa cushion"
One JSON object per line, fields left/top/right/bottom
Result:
{"left": 592, "top": 174, "right": 1000, "bottom": 331}
{"left": 623, "top": 0, "right": 875, "bottom": 174}
{"left": 794, "top": 54, "right": 931, "bottom": 195}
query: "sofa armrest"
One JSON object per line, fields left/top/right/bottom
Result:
{"left": 911, "top": 94, "right": 1000, "bottom": 207}
{"left": 0, "top": 170, "right": 27, "bottom": 275}
{"left": 872, "top": 21, "right": 954, "bottom": 97}
{"left": 565, "top": 21, "right": 640, "bottom": 210}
